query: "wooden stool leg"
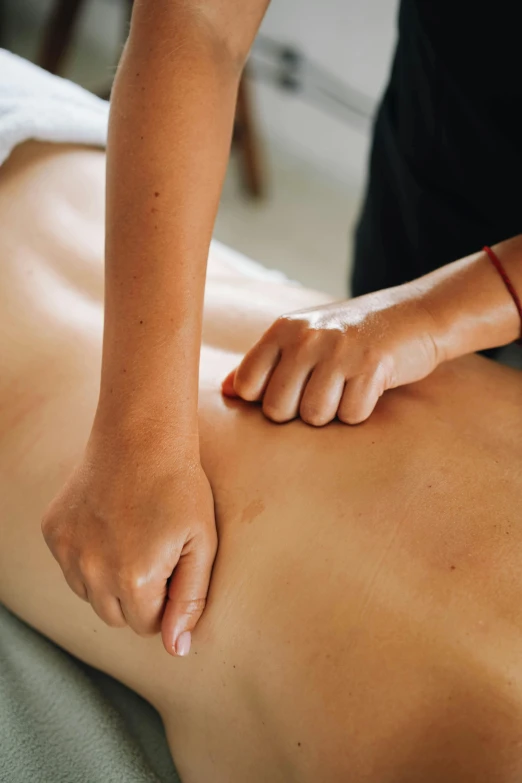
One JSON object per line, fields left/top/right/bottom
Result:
{"left": 38, "top": 0, "right": 88, "bottom": 74}
{"left": 235, "top": 69, "right": 265, "bottom": 199}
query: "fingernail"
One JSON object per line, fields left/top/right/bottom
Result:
{"left": 175, "top": 631, "right": 192, "bottom": 657}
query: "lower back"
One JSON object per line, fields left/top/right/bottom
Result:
{"left": 181, "top": 354, "right": 522, "bottom": 782}
{"left": 2, "top": 142, "right": 522, "bottom": 782}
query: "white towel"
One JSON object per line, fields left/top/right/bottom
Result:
{"left": 0, "top": 48, "right": 293, "bottom": 285}
{"left": 0, "top": 48, "right": 109, "bottom": 167}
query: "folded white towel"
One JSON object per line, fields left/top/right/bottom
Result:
{"left": 0, "top": 48, "right": 292, "bottom": 285}
{"left": 0, "top": 48, "right": 109, "bottom": 166}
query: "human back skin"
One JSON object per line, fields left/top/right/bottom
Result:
{"left": 1, "top": 143, "right": 522, "bottom": 783}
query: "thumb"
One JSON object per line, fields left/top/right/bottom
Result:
{"left": 161, "top": 536, "right": 215, "bottom": 657}
{"left": 337, "top": 372, "right": 385, "bottom": 425}
{"left": 221, "top": 369, "right": 239, "bottom": 398}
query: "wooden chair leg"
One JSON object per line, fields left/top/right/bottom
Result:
{"left": 235, "top": 69, "right": 265, "bottom": 199}
{"left": 37, "top": 0, "right": 88, "bottom": 74}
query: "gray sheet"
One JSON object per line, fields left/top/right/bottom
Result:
{"left": 0, "top": 605, "right": 180, "bottom": 783}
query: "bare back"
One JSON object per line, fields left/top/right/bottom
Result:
{"left": 1, "top": 143, "right": 522, "bottom": 783}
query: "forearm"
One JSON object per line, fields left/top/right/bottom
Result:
{"left": 411, "top": 236, "right": 522, "bottom": 363}
{"left": 98, "top": 6, "right": 242, "bottom": 440}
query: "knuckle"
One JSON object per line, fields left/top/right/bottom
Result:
{"left": 49, "top": 537, "right": 70, "bottom": 566}
{"left": 40, "top": 511, "right": 52, "bottom": 537}
{"left": 233, "top": 371, "right": 256, "bottom": 400}
{"left": 337, "top": 408, "right": 357, "bottom": 425}
{"left": 262, "top": 401, "right": 291, "bottom": 423}
{"left": 360, "top": 345, "right": 382, "bottom": 370}
{"left": 106, "top": 614, "right": 127, "bottom": 629}
{"left": 271, "top": 315, "right": 302, "bottom": 343}
{"left": 41, "top": 514, "right": 59, "bottom": 546}
{"left": 338, "top": 400, "right": 365, "bottom": 425}
{"left": 374, "top": 355, "right": 395, "bottom": 388}
{"left": 41, "top": 515, "right": 73, "bottom": 565}
{"left": 300, "top": 401, "right": 329, "bottom": 427}
{"left": 63, "top": 569, "right": 87, "bottom": 600}
{"left": 272, "top": 314, "right": 292, "bottom": 334}
{"left": 295, "top": 322, "right": 314, "bottom": 344}
{"left": 78, "top": 555, "right": 101, "bottom": 585}
{"left": 360, "top": 346, "right": 392, "bottom": 379}
{"left": 133, "top": 628, "right": 152, "bottom": 638}
{"left": 133, "top": 621, "right": 160, "bottom": 637}
{"left": 118, "top": 569, "right": 147, "bottom": 596}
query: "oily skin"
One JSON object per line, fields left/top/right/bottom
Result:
{"left": 28, "top": 0, "right": 521, "bottom": 672}
{"left": 2, "top": 144, "right": 522, "bottom": 783}
{"left": 37, "top": 0, "right": 522, "bottom": 661}
{"left": 224, "top": 238, "right": 522, "bottom": 425}
{"left": 40, "top": 0, "right": 272, "bottom": 657}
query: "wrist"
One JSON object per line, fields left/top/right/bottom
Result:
{"left": 96, "top": 360, "right": 199, "bottom": 436}
{"left": 385, "top": 280, "right": 450, "bottom": 367}
{"left": 409, "top": 280, "right": 462, "bottom": 366}
{"left": 409, "top": 242, "right": 522, "bottom": 364}
{"left": 91, "top": 401, "right": 200, "bottom": 460}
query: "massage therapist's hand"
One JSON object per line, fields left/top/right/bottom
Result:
{"left": 223, "top": 239, "right": 522, "bottom": 426}
{"left": 41, "top": 426, "right": 217, "bottom": 657}
{"left": 223, "top": 283, "right": 444, "bottom": 426}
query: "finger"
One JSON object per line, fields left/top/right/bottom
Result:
{"left": 86, "top": 588, "right": 128, "bottom": 628}
{"left": 299, "top": 366, "right": 346, "bottom": 427}
{"left": 233, "top": 340, "right": 281, "bottom": 402}
{"left": 118, "top": 583, "right": 167, "bottom": 637}
{"left": 337, "top": 373, "right": 383, "bottom": 424}
{"left": 62, "top": 567, "right": 89, "bottom": 602}
{"left": 221, "top": 369, "right": 238, "bottom": 398}
{"left": 161, "top": 530, "right": 217, "bottom": 657}
{"left": 261, "top": 356, "right": 313, "bottom": 423}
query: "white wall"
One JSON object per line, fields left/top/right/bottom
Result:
{"left": 256, "top": 0, "right": 398, "bottom": 184}
{"left": 260, "top": 0, "right": 397, "bottom": 98}
{"left": 4, "top": 0, "right": 399, "bottom": 184}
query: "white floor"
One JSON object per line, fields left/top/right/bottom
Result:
{"left": 218, "top": 143, "right": 362, "bottom": 296}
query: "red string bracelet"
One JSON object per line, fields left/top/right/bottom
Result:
{"left": 483, "top": 245, "right": 522, "bottom": 345}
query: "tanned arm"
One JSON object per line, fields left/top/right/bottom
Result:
{"left": 42, "top": 0, "right": 270, "bottom": 657}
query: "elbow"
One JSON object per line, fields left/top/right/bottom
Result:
{"left": 128, "top": 1, "right": 252, "bottom": 78}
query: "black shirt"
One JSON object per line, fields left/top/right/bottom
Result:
{"left": 352, "top": 0, "right": 522, "bottom": 295}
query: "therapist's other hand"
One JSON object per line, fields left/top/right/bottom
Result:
{"left": 222, "top": 284, "right": 443, "bottom": 426}
{"left": 41, "top": 428, "right": 216, "bottom": 657}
